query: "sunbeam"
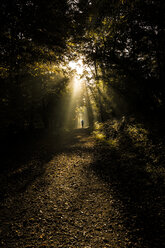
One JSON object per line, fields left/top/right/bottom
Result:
{"left": 73, "top": 77, "right": 83, "bottom": 94}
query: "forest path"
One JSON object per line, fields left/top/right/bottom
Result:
{"left": 0, "top": 129, "right": 131, "bottom": 248}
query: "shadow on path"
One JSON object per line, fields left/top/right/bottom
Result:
{"left": 0, "top": 128, "right": 91, "bottom": 201}
{"left": 0, "top": 127, "right": 164, "bottom": 247}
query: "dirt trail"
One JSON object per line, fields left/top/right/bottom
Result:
{"left": 0, "top": 129, "right": 132, "bottom": 248}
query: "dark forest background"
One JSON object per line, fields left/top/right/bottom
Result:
{"left": 0, "top": 0, "right": 165, "bottom": 138}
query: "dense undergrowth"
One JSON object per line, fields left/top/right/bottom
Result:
{"left": 92, "top": 117, "right": 165, "bottom": 247}
{"left": 93, "top": 117, "right": 165, "bottom": 180}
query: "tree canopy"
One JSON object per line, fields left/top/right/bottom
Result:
{"left": 0, "top": 0, "right": 165, "bottom": 136}
{"left": 71, "top": 0, "right": 165, "bottom": 117}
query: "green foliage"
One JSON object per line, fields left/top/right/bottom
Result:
{"left": 1, "top": 0, "right": 165, "bottom": 135}
{"left": 0, "top": 0, "right": 72, "bottom": 135}
{"left": 70, "top": 0, "right": 165, "bottom": 117}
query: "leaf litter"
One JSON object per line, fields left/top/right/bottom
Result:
{"left": 0, "top": 126, "right": 164, "bottom": 247}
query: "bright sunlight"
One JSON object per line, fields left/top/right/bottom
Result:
{"left": 69, "top": 59, "right": 84, "bottom": 75}
{"left": 69, "top": 59, "right": 85, "bottom": 93}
